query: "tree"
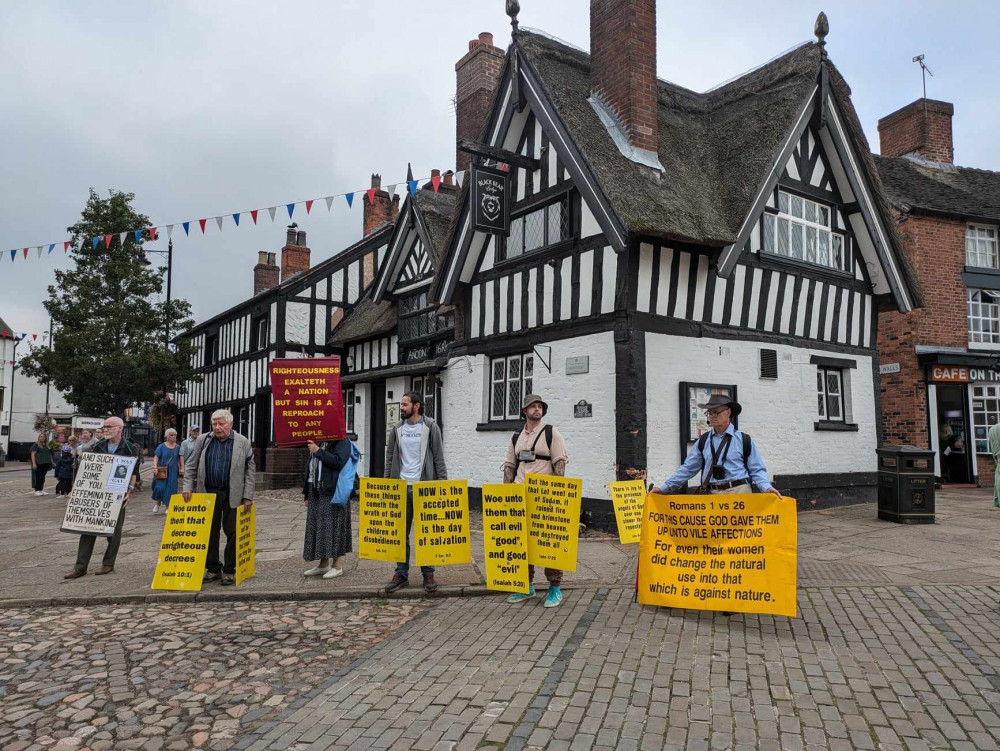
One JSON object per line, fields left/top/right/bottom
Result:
{"left": 19, "top": 189, "right": 198, "bottom": 417}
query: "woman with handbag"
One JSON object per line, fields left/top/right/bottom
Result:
{"left": 151, "top": 428, "right": 183, "bottom": 514}
{"left": 302, "top": 438, "right": 354, "bottom": 580}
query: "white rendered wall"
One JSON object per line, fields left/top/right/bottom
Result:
{"left": 353, "top": 383, "right": 371, "bottom": 477}
{"left": 645, "top": 333, "right": 877, "bottom": 485}
{"left": 284, "top": 302, "right": 310, "bottom": 345}
{"left": 442, "top": 331, "right": 618, "bottom": 499}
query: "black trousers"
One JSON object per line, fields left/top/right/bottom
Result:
{"left": 32, "top": 464, "right": 51, "bottom": 491}
{"left": 56, "top": 477, "right": 73, "bottom": 495}
{"left": 75, "top": 503, "right": 127, "bottom": 570}
{"left": 206, "top": 491, "right": 238, "bottom": 574}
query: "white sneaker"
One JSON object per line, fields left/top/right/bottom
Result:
{"left": 33, "top": 491, "right": 42, "bottom": 497}
{"left": 303, "top": 566, "right": 330, "bottom": 576}
{"left": 322, "top": 568, "right": 344, "bottom": 579}
{"left": 152, "top": 503, "right": 160, "bottom": 514}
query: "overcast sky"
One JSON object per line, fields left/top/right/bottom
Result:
{"left": 2, "top": 0, "right": 997, "bottom": 340}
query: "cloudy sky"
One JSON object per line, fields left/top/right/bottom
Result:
{"left": 2, "top": 0, "right": 997, "bottom": 339}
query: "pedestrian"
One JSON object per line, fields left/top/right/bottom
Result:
{"left": 383, "top": 391, "right": 447, "bottom": 594}
{"left": 54, "top": 445, "right": 75, "bottom": 497}
{"left": 181, "top": 409, "right": 255, "bottom": 586}
{"left": 134, "top": 446, "right": 147, "bottom": 492}
{"left": 29, "top": 433, "right": 53, "bottom": 497}
{"left": 989, "top": 421, "right": 1000, "bottom": 508}
{"left": 501, "top": 394, "right": 570, "bottom": 608}
{"left": 651, "top": 394, "right": 781, "bottom": 498}
{"left": 151, "top": 428, "right": 183, "bottom": 514}
{"left": 63, "top": 416, "right": 140, "bottom": 579}
{"left": 179, "top": 425, "right": 201, "bottom": 469}
{"left": 302, "top": 438, "right": 354, "bottom": 579}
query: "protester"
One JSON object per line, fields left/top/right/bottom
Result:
{"left": 29, "top": 433, "right": 53, "bottom": 497}
{"left": 63, "top": 416, "right": 140, "bottom": 579}
{"left": 151, "top": 428, "right": 183, "bottom": 514}
{"left": 501, "top": 394, "right": 570, "bottom": 608}
{"left": 651, "top": 394, "right": 781, "bottom": 498}
{"left": 384, "top": 391, "right": 447, "bottom": 594}
{"left": 182, "top": 409, "right": 255, "bottom": 586}
{"left": 302, "top": 438, "right": 353, "bottom": 579}
{"left": 53, "top": 445, "right": 75, "bottom": 497}
{"left": 180, "top": 425, "right": 201, "bottom": 470}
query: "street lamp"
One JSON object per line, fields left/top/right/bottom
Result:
{"left": 140, "top": 238, "right": 174, "bottom": 347}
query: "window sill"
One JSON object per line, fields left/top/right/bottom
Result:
{"left": 494, "top": 238, "right": 577, "bottom": 271}
{"left": 814, "top": 421, "right": 859, "bottom": 432}
{"left": 758, "top": 251, "right": 853, "bottom": 281}
{"left": 477, "top": 419, "right": 524, "bottom": 432}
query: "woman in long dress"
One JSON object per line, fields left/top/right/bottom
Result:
{"left": 302, "top": 438, "right": 353, "bottom": 579}
{"left": 151, "top": 428, "right": 183, "bottom": 514}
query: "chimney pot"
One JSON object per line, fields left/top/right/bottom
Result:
{"left": 443, "top": 170, "right": 454, "bottom": 186}
{"left": 296, "top": 230, "right": 306, "bottom": 246}
{"left": 257, "top": 251, "right": 267, "bottom": 265}
{"left": 478, "top": 32, "right": 494, "bottom": 46}
{"left": 431, "top": 168, "right": 441, "bottom": 178}
{"left": 371, "top": 173, "right": 382, "bottom": 190}
{"left": 285, "top": 223, "right": 298, "bottom": 246}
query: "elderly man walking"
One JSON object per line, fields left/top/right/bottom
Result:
{"left": 182, "top": 409, "right": 255, "bottom": 586}
{"left": 63, "top": 416, "right": 140, "bottom": 579}
{"left": 179, "top": 425, "right": 201, "bottom": 470}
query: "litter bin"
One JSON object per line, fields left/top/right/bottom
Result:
{"left": 876, "top": 445, "right": 935, "bottom": 524}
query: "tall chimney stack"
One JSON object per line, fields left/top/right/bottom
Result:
{"left": 590, "top": 0, "right": 659, "bottom": 162}
{"left": 878, "top": 99, "right": 954, "bottom": 164}
{"left": 280, "top": 223, "right": 310, "bottom": 282}
{"left": 253, "top": 251, "right": 279, "bottom": 295}
{"left": 455, "top": 31, "right": 504, "bottom": 173}
{"left": 363, "top": 173, "right": 399, "bottom": 237}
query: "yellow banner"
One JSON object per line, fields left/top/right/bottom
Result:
{"left": 413, "top": 480, "right": 471, "bottom": 567}
{"left": 638, "top": 493, "right": 798, "bottom": 617}
{"left": 235, "top": 504, "right": 256, "bottom": 586}
{"left": 482, "top": 483, "right": 530, "bottom": 594}
{"left": 359, "top": 478, "right": 407, "bottom": 563}
{"left": 525, "top": 473, "right": 581, "bottom": 572}
{"left": 151, "top": 493, "right": 216, "bottom": 591}
{"left": 609, "top": 479, "right": 646, "bottom": 544}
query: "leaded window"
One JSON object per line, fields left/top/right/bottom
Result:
{"left": 816, "top": 367, "right": 845, "bottom": 422}
{"left": 343, "top": 387, "right": 355, "bottom": 432}
{"left": 967, "top": 289, "right": 1000, "bottom": 346}
{"left": 503, "top": 196, "right": 571, "bottom": 260}
{"left": 966, "top": 224, "right": 998, "bottom": 269}
{"left": 490, "top": 353, "right": 534, "bottom": 421}
{"left": 409, "top": 375, "right": 438, "bottom": 421}
{"left": 763, "top": 190, "right": 845, "bottom": 271}
{"left": 398, "top": 291, "right": 453, "bottom": 343}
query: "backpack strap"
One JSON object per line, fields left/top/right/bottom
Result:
{"left": 742, "top": 432, "right": 752, "bottom": 476}
{"left": 512, "top": 424, "right": 555, "bottom": 470}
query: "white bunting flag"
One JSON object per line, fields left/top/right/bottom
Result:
{"left": 325, "top": 196, "right": 334, "bottom": 212}
{"left": 215, "top": 216, "right": 224, "bottom": 232}
{"left": 167, "top": 225, "right": 174, "bottom": 238}
{"left": 455, "top": 171, "right": 465, "bottom": 188}
{"left": 386, "top": 183, "right": 397, "bottom": 200}
{"left": 118, "top": 232, "right": 127, "bottom": 247}
{"left": 35, "top": 246, "right": 43, "bottom": 259}
{"left": 267, "top": 207, "right": 277, "bottom": 222}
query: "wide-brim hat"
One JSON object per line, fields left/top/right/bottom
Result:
{"left": 698, "top": 393, "right": 742, "bottom": 416}
{"left": 522, "top": 394, "right": 548, "bottom": 417}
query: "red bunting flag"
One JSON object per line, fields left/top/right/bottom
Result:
{"left": 22, "top": 247, "right": 29, "bottom": 258}
{"left": 366, "top": 188, "right": 376, "bottom": 205}
{"left": 250, "top": 209, "right": 258, "bottom": 225}
{"left": 63, "top": 241, "right": 70, "bottom": 253}
{"left": 431, "top": 174, "right": 441, "bottom": 192}
{"left": 150, "top": 227, "right": 158, "bottom": 240}
{"left": 32, "top": 334, "right": 37, "bottom": 341}
{"left": 199, "top": 218, "right": 207, "bottom": 234}
{"left": 305, "top": 200, "right": 314, "bottom": 215}
{"left": 104, "top": 235, "right": 112, "bottom": 249}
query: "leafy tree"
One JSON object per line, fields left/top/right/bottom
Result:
{"left": 19, "top": 189, "right": 198, "bottom": 417}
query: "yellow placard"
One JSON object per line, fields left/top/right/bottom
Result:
{"left": 482, "top": 483, "right": 530, "bottom": 594}
{"left": 609, "top": 479, "right": 646, "bottom": 544}
{"left": 638, "top": 493, "right": 798, "bottom": 617}
{"left": 151, "top": 493, "right": 216, "bottom": 591}
{"left": 235, "top": 504, "right": 256, "bottom": 586}
{"left": 525, "top": 473, "right": 581, "bottom": 572}
{"left": 359, "top": 478, "right": 407, "bottom": 563}
{"left": 413, "top": 480, "right": 471, "bottom": 567}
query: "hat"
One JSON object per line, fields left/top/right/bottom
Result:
{"left": 522, "top": 394, "right": 548, "bottom": 417}
{"left": 190, "top": 425, "right": 201, "bottom": 432}
{"left": 62, "top": 444, "right": 73, "bottom": 452}
{"left": 698, "top": 393, "right": 742, "bottom": 416}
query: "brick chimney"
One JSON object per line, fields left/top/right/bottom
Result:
{"left": 280, "top": 223, "right": 310, "bottom": 282}
{"left": 363, "top": 174, "right": 399, "bottom": 237}
{"left": 590, "top": 0, "right": 659, "bottom": 159}
{"left": 455, "top": 31, "right": 504, "bottom": 173}
{"left": 878, "top": 99, "right": 954, "bottom": 164}
{"left": 253, "top": 251, "right": 279, "bottom": 295}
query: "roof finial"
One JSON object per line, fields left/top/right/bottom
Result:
{"left": 815, "top": 11, "right": 829, "bottom": 55}
{"left": 506, "top": 0, "right": 520, "bottom": 36}
{"left": 406, "top": 162, "right": 414, "bottom": 183}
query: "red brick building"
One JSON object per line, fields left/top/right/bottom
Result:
{"left": 876, "top": 99, "right": 1000, "bottom": 485}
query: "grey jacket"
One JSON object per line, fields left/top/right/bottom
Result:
{"left": 385, "top": 415, "right": 447, "bottom": 481}
{"left": 181, "top": 431, "right": 256, "bottom": 508}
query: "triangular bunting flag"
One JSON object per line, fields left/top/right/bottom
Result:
{"left": 48, "top": 244, "right": 55, "bottom": 254}
{"left": 32, "top": 334, "right": 37, "bottom": 341}
{"left": 386, "top": 184, "right": 397, "bottom": 200}
{"left": 408, "top": 180, "right": 418, "bottom": 196}
{"left": 20, "top": 333, "right": 26, "bottom": 339}
{"left": 167, "top": 225, "right": 174, "bottom": 238}
{"left": 215, "top": 216, "right": 224, "bottom": 232}
{"left": 92, "top": 237, "right": 100, "bottom": 249}
{"left": 287, "top": 203, "right": 295, "bottom": 219}
{"left": 345, "top": 193, "right": 354, "bottom": 208}
{"left": 250, "top": 210, "right": 258, "bottom": 225}
{"left": 22, "top": 247, "right": 29, "bottom": 258}
{"left": 325, "top": 196, "right": 334, "bottom": 211}
{"left": 232, "top": 213, "right": 240, "bottom": 227}
{"left": 182, "top": 222, "right": 190, "bottom": 236}
{"left": 134, "top": 230, "right": 143, "bottom": 244}
{"left": 118, "top": 232, "right": 127, "bottom": 247}
{"left": 455, "top": 171, "right": 464, "bottom": 188}
{"left": 305, "top": 200, "right": 314, "bottom": 214}
{"left": 150, "top": 227, "right": 158, "bottom": 240}
{"left": 35, "top": 246, "right": 43, "bottom": 259}
{"left": 104, "top": 235, "right": 112, "bottom": 249}
{"left": 63, "top": 241, "right": 71, "bottom": 253}
{"left": 431, "top": 174, "right": 441, "bottom": 192}
{"left": 198, "top": 219, "right": 207, "bottom": 234}
{"left": 267, "top": 207, "right": 276, "bottom": 222}
{"left": 365, "top": 188, "right": 376, "bottom": 205}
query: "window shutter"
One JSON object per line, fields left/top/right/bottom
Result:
{"left": 760, "top": 349, "right": 778, "bottom": 379}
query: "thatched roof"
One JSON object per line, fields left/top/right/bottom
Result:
{"left": 328, "top": 292, "right": 396, "bottom": 345}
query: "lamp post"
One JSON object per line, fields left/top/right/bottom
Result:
{"left": 140, "top": 238, "right": 173, "bottom": 346}
{"left": 5, "top": 336, "right": 21, "bottom": 450}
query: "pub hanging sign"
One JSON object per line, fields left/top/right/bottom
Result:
{"left": 471, "top": 163, "right": 510, "bottom": 236}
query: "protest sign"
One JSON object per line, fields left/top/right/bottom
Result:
{"left": 235, "top": 503, "right": 256, "bottom": 586}
{"left": 268, "top": 357, "right": 345, "bottom": 447}
{"left": 609, "top": 479, "right": 646, "bottom": 544}
{"left": 413, "top": 480, "right": 471, "bottom": 567}
{"left": 482, "top": 483, "right": 530, "bottom": 594}
{"left": 61, "top": 453, "right": 137, "bottom": 536}
{"left": 359, "top": 478, "right": 407, "bottom": 563}
{"left": 150, "top": 493, "right": 215, "bottom": 591}
{"left": 638, "top": 493, "right": 797, "bottom": 617}
{"left": 525, "top": 473, "right": 582, "bottom": 572}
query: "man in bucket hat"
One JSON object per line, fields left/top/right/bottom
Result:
{"left": 651, "top": 394, "right": 781, "bottom": 497}
{"left": 502, "top": 394, "right": 570, "bottom": 608}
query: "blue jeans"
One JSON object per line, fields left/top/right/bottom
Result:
{"left": 395, "top": 485, "right": 434, "bottom": 577}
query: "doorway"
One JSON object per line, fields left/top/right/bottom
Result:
{"left": 370, "top": 381, "right": 386, "bottom": 478}
{"left": 935, "top": 383, "right": 972, "bottom": 484}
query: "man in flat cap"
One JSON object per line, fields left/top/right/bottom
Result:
{"left": 652, "top": 394, "right": 781, "bottom": 497}
{"left": 502, "top": 394, "right": 570, "bottom": 608}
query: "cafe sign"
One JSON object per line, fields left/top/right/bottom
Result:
{"left": 931, "top": 365, "right": 1000, "bottom": 383}
{"left": 470, "top": 163, "right": 510, "bottom": 236}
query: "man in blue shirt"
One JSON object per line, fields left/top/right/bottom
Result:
{"left": 652, "top": 395, "right": 781, "bottom": 497}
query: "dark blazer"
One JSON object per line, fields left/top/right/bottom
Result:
{"left": 302, "top": 439, "right": 351, "bottom": 495}
{"left": 86, "top": 437, "right": 141, "bottom": 480}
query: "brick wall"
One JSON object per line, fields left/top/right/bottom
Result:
{"left": 280, "top": 241, "right": 310, "bottom": 282}
{"left": 253, "top": 251, "right": 279, "bottom": 295}
{"left": 260, "top": 446, "right": 308, "bottom": 490}
{"left": 455, "top": 32, "right": 504, "bottom": 173}
{"left": 878, "top": 99, "right": 954, "bottom": 164}
{"left": 590, "top": 0, "right": 659, "bottom": 155}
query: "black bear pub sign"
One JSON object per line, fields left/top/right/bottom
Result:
{"left": 470, "top": 163, "right": 510, "bottom": 236}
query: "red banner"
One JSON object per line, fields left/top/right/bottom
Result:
{"left": 268, "top": 357, "right": 345, "bottom": 447}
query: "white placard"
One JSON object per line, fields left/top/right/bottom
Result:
{"left": 61, "top": 453, "right": 137, "bottom": 537}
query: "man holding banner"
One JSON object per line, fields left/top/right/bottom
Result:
{"left": 501, "top": 394, "right": 570, "bottom": 608}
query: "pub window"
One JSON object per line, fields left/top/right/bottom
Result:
{"left": 972, "top": 384, "right": 1000, "bottom": 454}
{"left": 967, "top": 289, "right": 1000, "bottom": 347}
{"left": 204, "top": 334, "right": 219, "bottom": 366}
{"left": 502, "top": 195, "right": 571, "bottom": 261}
{"left": 398, "top": 291, "right": 454, "bottom": 343}
{"left": 342, "top": 387, "right": 355, "bottom": 432}
{"left": 816, "top": 367, "right": 846, "bottom": 423}
{"left": 252, "top": 315, "right": 269, "bottom": 350}
{"left": 233, "top": 404, "right": 251, "bottom": 437}
{"left": 489, "top": 353, "right": 534, "bottom": 421}
{"left": 966, "top": 224, "right": 999, "bottom": 269}
{"left": 409, "top": 375, "right": 438, "bottom": 421}
{"left": 763, "top": 190, "right": 846, "bottom": 271}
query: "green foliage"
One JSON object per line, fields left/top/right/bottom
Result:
{"left": 19, "top": 189, "right": 198, "bottom": 417}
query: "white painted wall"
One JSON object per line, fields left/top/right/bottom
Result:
{"left": 10, "top": 367, "right": 76, "bottom": 444}
{"left": 354, "top": 383, "right": 371, "bottom": 477}
{"left": 645, "top": 333, "right": 877, "bottom": 486}
{"left": 284, "top": 302, "right": 310, "bottom": 345}
{"left": 442, "top": 331, "right": 618, "bottom": 499}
